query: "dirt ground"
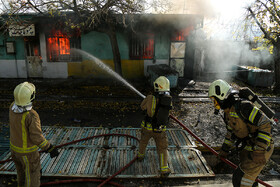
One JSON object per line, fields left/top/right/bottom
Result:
{"left": 0, "top": 77, "right": 280, "bottom": 186}
{"left": 1, "top": 78, "right": 279, "bottom": 147}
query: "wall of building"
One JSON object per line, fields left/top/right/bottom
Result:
{"left": 0, "top": 60, "right": 27, "bottom": 78}
{"left": 37, "top": 32, "right": 69, "bottom": 78}
{"left": 0, "top": 17, "right": 195, "bottom": 79}
{"left": 43, "top": 62, "right": 68, "bottom": 78}
{"left": 67, "top": 30, "right": 170, "bottom": 79}
{"left": 0, "top": 36, "right": 27, "bottom": 78}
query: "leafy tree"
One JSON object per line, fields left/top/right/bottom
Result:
{"left": 246, "top": 0, "right": 280, "bottom": 90}
{"left": 0, "top": 0, "right": 171, "bottom": 75}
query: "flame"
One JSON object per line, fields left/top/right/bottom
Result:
{"left": 172, "top": 26, "right": 194, "bottom": 41}
{"left": 33, "top": 46, "right": 39, "bottom": 56}
{"left": 59, "top": 37, "right": 70, "bottom": 54}
{"left": 47, "top": 30, "right": 70, "bottom": 60}
{"left": 143, "top": 33, "right": 154, "bottom": 59}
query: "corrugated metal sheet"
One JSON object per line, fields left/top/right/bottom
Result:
{"left": 0, "top": 127, "right": 214, "bottom": 178}
{"left": 0, "top": 124, "right": 10, "bottom": 160}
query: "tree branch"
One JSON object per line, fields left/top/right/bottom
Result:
{"left": 256, "top": 0, "right": 280, "bottom": 27}
{"left": 72, "top": 0, "right": 81, "bottom": 16}
{"left": 27, "top": 0, "right": 44, "bottom": 14}
{"left": 271, "top": 0, "right": 280, "bottom": 22}
{"left": 247, "top": 7, "right": 276, "bottom": 45}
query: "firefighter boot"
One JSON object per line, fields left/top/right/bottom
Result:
{"left": 160, "top": 168, "right": 171, "bottom": 177}
{"left": 137, "top": 152, "right": 145, "bottom": 161}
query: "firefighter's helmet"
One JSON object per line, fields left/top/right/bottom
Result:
{"left": 14, "top": 82, "right": 36, "bottom": 106}
{"left": 154, "top": 76, "right": 170, "bottom": 92}
{"left": 208, "top": 79, "right": 233, "bottom": 101}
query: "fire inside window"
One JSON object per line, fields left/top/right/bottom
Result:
{"left": 130, "top": 33, "right": 154, "bottom": 60}
{"left": 173, "top": 31, "right": 186, "bottom": 41}
{"left": 171, "top": 27, "right": 194, "bottom": 41}
{"left": 47, "top": 30, "right": 81, "bottom": 62}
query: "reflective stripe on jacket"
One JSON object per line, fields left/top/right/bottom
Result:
{"left": 141, "top": 121, "right": 167, "bottom": 131}
{"left": 223, "top": 100, "right": 272, "bottom": 152}
{"left": 9, "top": 103, "right": 50, "bottom": 154}
{"left": 140, "top": 95, "right": 167, "bottom": 131}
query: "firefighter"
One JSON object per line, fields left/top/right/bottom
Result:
{"left": 9, "top": 82, "right": 59, "bottom": 187}
{"left": 137, "top": 76, "right": 172, "bottom": 177}
{"left": 208, "top": 79, "right": 274, "bottom": 187}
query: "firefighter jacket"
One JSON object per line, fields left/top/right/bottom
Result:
{"left": 221, "top": 100, "right": 273, "bottom": 154}
{"left": 140, "top": 94, "right": 170, "bottom": 132}
{"left": 9, "top": 103, "right": 50, "bottom": 154}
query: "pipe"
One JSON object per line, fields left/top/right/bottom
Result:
{"left": 169, "top": 114, "right": 273, "bottom": 187}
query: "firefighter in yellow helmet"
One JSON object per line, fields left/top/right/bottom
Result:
{"left": 208, "top": 79, "right": 274, "bottom": 187}
{"left": 10, "top": 82, "right": 59, "bottom": 187}
{"left": 137, "top": 76, "right": 172, "bottom": 177}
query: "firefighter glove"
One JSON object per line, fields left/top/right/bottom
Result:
{"left": 46, "top": 144, "right": 59, "bottom": 158}
{"left": 250, "top": 151, "right": 266, "bottom": 164}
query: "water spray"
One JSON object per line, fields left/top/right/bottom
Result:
{"left": 71, "top": 49, "right": 146, "bottom": 99}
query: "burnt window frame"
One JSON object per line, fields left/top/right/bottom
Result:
{"left": 46, "top": 30, "right": 81, "bottom": 62}
{"left": 129, "top": 32, "right": 155, "bottom": 60}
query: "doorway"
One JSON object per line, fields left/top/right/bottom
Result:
{"left": 25, "top": 37, "right": 43, "bottom": 77}
{"left": 170, "top": 41, "right": 186, "bottom": 77}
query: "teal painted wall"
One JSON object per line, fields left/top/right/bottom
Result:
{"left": 0, "top": 36, "right": 25, "bottom": 60}
{"left": 81, "top": 31, "right": 170, "bottom": 61}
{"left": 81, "top": 31, "right": 130, "bottom": 60}
{"left": 117, "top": 33, "right": 129, "bottom": 59}
{"left": 0, "top": 29, "right": 170, "bottom": 62}
{"left": 81, "top": 31, "right": 113, "bottom": 59}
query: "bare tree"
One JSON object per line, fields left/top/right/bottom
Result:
{"left": 0, "top": 0, "right": 172, "bottom": 75}
{"left": 246, "top": 0, "right": 280, "bottom": 90}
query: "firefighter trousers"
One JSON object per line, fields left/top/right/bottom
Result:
{"left": 234, "top": 143, "right": 274, "bottom": 187}
{"left": 11, "top": 151, "right": 41, "bottom": 187}
{"left": 138, "top": 127, "right": 169, "bottom": 172}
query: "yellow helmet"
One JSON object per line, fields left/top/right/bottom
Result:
{"left": 208, "top": 79, "right": 232, "bottom": 101}
{"left": 14, "top": 82, "right": 36, "bottom": 106}
{"left": 154, "top": 76, "right": 170, "bottom": 92}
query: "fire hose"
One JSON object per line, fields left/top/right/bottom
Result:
{"left": 42, "top": 133, "right": 139, "bottom": 187}
{"left": 0, "top": 134, "right": 139, "bottom": 187}
{"left": 0, "top": 117, "right": 273, "bottom": 187}
{"left": 169, "top": 115, "right": 273, "bottom": 187}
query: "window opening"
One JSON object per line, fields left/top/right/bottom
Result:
{"left": 171, "top": 26, "right": 193, "bottom": 41}
{"left": 130, "top": 33, "right": 154, "bottom": 60}
{"left": 46, "top": 30, "right": 81, "bottom": 62}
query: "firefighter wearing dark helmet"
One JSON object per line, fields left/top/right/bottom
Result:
{"left": 10, "top": 82, "right": 59, "bottom": 187}
{"left": 208, "top": 79, "right": 274, "bottom": 187}
{"left": 137, "top": 76, "right": 172, "bottom": 177}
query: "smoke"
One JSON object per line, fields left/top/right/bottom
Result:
{"left": 190, "top": 38, "right": 274, "bottom": 80}
{"left": 168, "top": 0, "right": 217, "bottom": 17}
{"left": 184, "top": 0, "right": 274, "bottom": 80}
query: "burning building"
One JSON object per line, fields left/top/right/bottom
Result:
{"left": 0, "top": 14, "right": 203, "bottom": 80}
